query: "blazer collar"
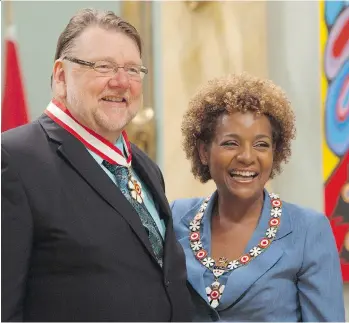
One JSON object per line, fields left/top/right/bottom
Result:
{"left": 38, "top": 114, "right": 162, "bottom": 267}
{"left": 179, "top": 189, "right": 292, "bottom": 309}
{"left": 178, "top": 191, "right": 223, "bottom": 302}
{"left": 219, "top": 190, "right": 292, "bottom": 310}
{"left": 179, "top": 189, "right": 292, "bottom": 240}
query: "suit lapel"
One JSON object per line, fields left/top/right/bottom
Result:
{"left": 131, "top": 148, "right": 176, "bottom": 271}
{"left": 38, "top": 115, "right": 156, "bottom": 260}
{"left": 219, "top": 191, "right": 292, "bottom": 310}
{"left": 131, "top": 149, "right": 170, "bottom": 224}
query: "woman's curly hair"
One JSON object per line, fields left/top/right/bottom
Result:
{"left": 181, "top": 72, "right": 296, "bottom": 183}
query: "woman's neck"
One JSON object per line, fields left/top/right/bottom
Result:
{"left": 215, "top": 190, "right": 264, "bottom": 224}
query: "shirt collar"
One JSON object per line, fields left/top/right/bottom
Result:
{"left": 88, "top": 135, "right": 124, "bottom": 166}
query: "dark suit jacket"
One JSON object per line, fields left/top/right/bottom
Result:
{"left": 1, "top": 114, "right": 193, "bottom": 322}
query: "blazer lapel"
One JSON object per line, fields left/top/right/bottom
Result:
{"left": 219, "top": 191, "right": 292, "bottom": 310}
{"left": 38, "top": 114, "right": 156, "bottom": 260}
{"left": 179, "top": 195, "right": 218, "bottom": 302}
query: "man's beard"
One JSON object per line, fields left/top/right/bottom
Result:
{"left": 66, "top": 90, "right": 139, "bottom": 135}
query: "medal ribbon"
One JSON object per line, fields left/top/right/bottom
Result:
{"left": 45, "top": 99, "right": 132, "bottom": 167}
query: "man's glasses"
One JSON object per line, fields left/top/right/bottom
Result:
{"left": 63, "top": 57, "right": 148, "bottom": 80}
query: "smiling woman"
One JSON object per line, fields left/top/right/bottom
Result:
{"left": 197, "top": 111, "right": 274, "bottom": 202}
{"left": 171, "top": 72, "right": 345, "bottom": 322}
{"left": 182, "top": 73, "right": 295, "bottom": 183}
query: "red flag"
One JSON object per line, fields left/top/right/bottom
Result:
{"left": 1, "top": 25, "right": 29, "bottom": 132}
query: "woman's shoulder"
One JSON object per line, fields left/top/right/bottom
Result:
{"left": 170, "top": 197, "right": 205, "bottom": 212}
{"left": 281, "top": 199, "right": 331, "bottom": 231}
{"left": 170, "top": 197, "right": 206, "bottom": 222}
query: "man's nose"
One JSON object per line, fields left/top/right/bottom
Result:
{"left": 108, "top": 68, "right": 130, "bottom": 89}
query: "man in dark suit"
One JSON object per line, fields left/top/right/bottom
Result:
{"left": 1, "top": 8, "right": 193, "bottom": 322}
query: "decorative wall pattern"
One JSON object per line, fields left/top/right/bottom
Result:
{"left": 320, "top": 0, "right": 349, "bottom": 280}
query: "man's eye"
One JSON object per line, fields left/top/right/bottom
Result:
{"left": 126, "top": 66, "right": 140, "bottom": 74}
{"left": 94, "top": 62, "right": 114, "bottom": 72}
{"left": 98, "top": 64, "right": 112, "bottom": 69}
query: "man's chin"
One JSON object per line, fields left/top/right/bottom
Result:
{"left": 97, "top": 119, "right": 131, "bottom": 133}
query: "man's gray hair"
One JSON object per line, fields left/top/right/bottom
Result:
{"left": 54, "top": 8, "right": 142, "bottom": 61}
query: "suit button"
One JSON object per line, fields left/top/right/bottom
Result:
{"left": 165, "top": 280, "right": 171, "bottom": 287}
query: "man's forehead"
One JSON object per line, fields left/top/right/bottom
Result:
{"left": 72, "top": 26, "right": 141, "bottom": 62}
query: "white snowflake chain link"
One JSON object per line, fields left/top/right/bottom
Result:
{"left": 189, "top": 221, "right": 200, "bottom": 231}
{"left": 249, "top": 247, "right": 262, "bottom": 257}
{"left": 203, "top": 257, "right": 215, "bottom": 268}
{"left": 266, "top": 227, "right": 277, "bottom": 238}
{"left": 191, "top": 241, "right": 203, "bottom": 251}
{"left": 271, "top": 208, "right": 282, "bottom": 218}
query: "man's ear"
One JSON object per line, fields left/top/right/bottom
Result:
{"left": 197, "top": 140, "right": 209, "bottom": 166}
{"left": 52, "top": 60, "right": 67, "bottom": 99}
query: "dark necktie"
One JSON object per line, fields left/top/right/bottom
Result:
{"left": 103, "top": 161, "right": 164, "bottom": 267}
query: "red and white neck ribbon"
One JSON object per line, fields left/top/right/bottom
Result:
{"left": 45, "top": 99, "right": 132, "bottom": 167}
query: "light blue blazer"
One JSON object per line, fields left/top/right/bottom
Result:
{"left": 171, "top": 191, "right": 345, "bottom": 322}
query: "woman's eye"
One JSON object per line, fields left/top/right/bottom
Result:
{"left": 222, "top": 141, "right": 238, "bottom": 146}
{"left": 255, "top": 142, "right": 270, "bottom": 148}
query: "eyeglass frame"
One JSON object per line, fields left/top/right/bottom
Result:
{"left": 63, "top": 56, "right": 148, "bottom": 80}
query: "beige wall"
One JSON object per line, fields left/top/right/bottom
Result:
{"left": 159, "top": 1, "right": 268, "bottom": 201}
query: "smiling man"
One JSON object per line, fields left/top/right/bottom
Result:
{"left": 1, "top": 9, "right": 193, "bottom": 322}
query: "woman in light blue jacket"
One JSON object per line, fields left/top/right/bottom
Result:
{"left": 171, "top": 73, "right": 345, "bottom": 322}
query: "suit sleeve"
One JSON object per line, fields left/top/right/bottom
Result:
{"left": 156, "top": 165, "right": 166, "bottom": 193}
{"left": 297, "top": 213, "right": 345, "bottom": 322}
{"left": 1, "top": 146, "right": 33, "bottom": 322}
